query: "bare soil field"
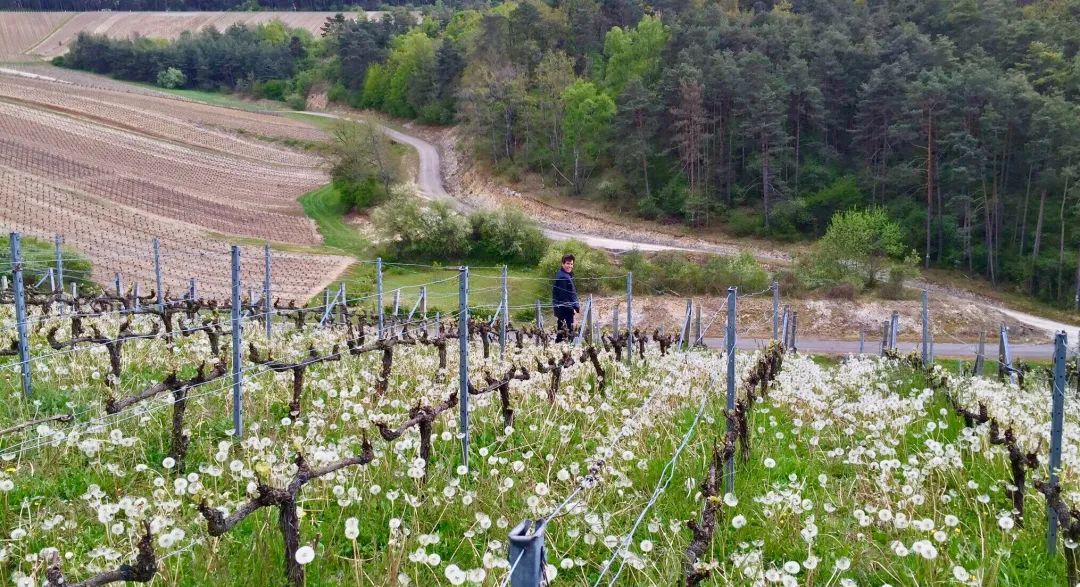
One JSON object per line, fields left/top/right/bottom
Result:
{"left": 0, "top": 11, "right": 383, "bottom": 60}
{"left": 0, "top": 68, "right": 349, "bottom": 301}
{"left": 0, "top": 12, "right": 71, "bottom": 61}
{"left": 588, "top": 293, "right": 1048, "bottom": 345}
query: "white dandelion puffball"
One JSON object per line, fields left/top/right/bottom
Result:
{"left": 295, "top": 546, "right": 315, "bottom": 565}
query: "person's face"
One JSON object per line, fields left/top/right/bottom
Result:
{"left": 562, "top": 259, "right": 574, "bottom": 273}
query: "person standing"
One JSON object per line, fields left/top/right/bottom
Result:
{"left": 552, "top": 254, "right": 579, "bottom": 341}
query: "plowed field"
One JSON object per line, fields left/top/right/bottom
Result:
{"left": 0, "top": 66, "right": 349, "bottom": 302}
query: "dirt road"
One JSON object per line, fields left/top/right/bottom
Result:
{"left": 297, "top": 110, "right": 1080, "bottom": 341}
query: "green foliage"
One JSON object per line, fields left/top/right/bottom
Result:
{"left": 559, "top": 80, "right": 616, "bottom": 193}
{"left": 328, "top": 121, "right": 398, "bottom": 212}
{"left": 802, "top": 175, "right": 863, "bottom": 235}
{"left": 601, "top": 15, "right": 668, "bottom": 95}
{"left": 814, "top": 207, "right": 908, "bottom": 290}
{"left": 155, "top": 67, "right": 187, "bottom": 89}
{"left": 468, "top": 208, "right": 549, "bottom": 266}
{"left": 372, "top": 196, "right": 472, "bottom": 260}
{"left": 622, "top": 250, "right": 770, "bottom": 296}
{"left": 536, "top": 240, "right": 616, "bottom": 294}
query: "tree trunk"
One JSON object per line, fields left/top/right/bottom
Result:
{"left": 925, "top": 110, "right": 933, "bottom": 269}
{"left": 794, "top": 114, "right": 802, "bottom": 198}
{"left": 1057, "top": 166, "right": 1071, "bottom": 301}
{"left": 279, "top": 499, "right": 304, "bottom": 587}
{"left": 936, "top": 150, "right": 944, "bottom": 263}
{"left": 1033, "top": 188, "right": 1047, "bottom": 258}
{"left": 1019, "top": 164, "right": 1033, "bottom": 255}
{"left": 761, "top": 138, "right": 771, "bottom": 229}
{"left": 1074, "top": 244, "right": 1080, "bottom": 311}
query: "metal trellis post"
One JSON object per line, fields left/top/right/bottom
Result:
{"left": 264, "top": 244, "right": 272, "bottom": 342}
{"left": 626, "top": 272, "right": 633, "bottom": 364}
{"left": 420, "top": 286, "right": 428, "bottom": 337}
{"left": 507, "top": 520, "right": 547, "bottom": 587}
{"left": 376, "top": 257, "right": 384, "bottom": 340}
{"left": 1048, "top": 331, "right": 1068, "bottom": 553}
{"left": 189, "top": 278, "right": 197, "bottom": 302}
{"left": 889, "top": 311, "right": 899, "bottom": 351}
{"left": 500, "top": 265, "right": 509, "bottom": 358}
{"left": 115, "top": 273, "right": 122, "bottom": 297}
{"left": 535, "top": 299, "right": 543, "bottom": 331}
{"left": 859, "top": 328, "right": 865, "bottom": 355}
{"left": 974, "top": 330, "right": 985, "bottom": 377}
{"left": 724, "top": 287, "right": 737, "bottom": 495}
{"left": 11, "top": 233, "right": 32, "bottom": 397}
{"left": 791, "top": 311, "right": 798, "bottom": 354}
{"left": 1000, "top": 323, "right": 1015, "bottom": 384}
{"left": 458, "top": 266, "right": 470, "bottom": 471}
{"left": 54, "top": 234, "right": 63, "bottom": 294}
{"left": 772, "top": 281, "right": 779, "bottom": 341}
{"left": 231, "top": 246, "right": 243, "bottom": 438}
{"left": 153, "top": 239, "right": 164, "bottom": 311}
{"left": 694, "top": 300, "right": 702, "bottom": 346}
{"left": 921, "top": 289, "right": 929, "bottom": 367}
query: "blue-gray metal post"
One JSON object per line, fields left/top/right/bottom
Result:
{"left": 771, "top": 281, "right": 779, "bottom": 340}
{"left": 153, "top": 239, "right": 164, "bottom": 311}
{"left": 1000, "top": 323, "right": 1016, "bottom": 384}
{"left": 500, "top": 265, "right": 508, "bottom": 358}
{"left": 693, "top": 301, "right": 701, "bottom": 346}
{"left": 189, "top": 278, "right": 196, "bottom": 302}
{"left": 420, "top": 286, "right": 427, "bottom": 335}
{"left": 890, "top": 311, "right": 899, "bottom": 351}
{"left": 781, "top": 305, "right": 790, "bottom": 348}
{"left": 458, "top": 266, "right": 470, "bottom": 471}
{"left": 1048, "top": 331, "right": 1068, "bottom": 553}
{"left": 921, "top": 289, "right": 929, "bottom": 365}
{"left": 507, "top": 519, "right": 547, "bottom": 587}
{"left": 376, "top": 257, "right": 384, "bottom": 340}
{"left": 230, "top": 246, "right": 243, "bottom": 438}
{"left": 859, "top": 328, "right": 865, "bottom": 355}
{"left": 626, "top": 272, "right": 633, "bottom": 364}
{"left": 535, "top": 299, "right": 542, "bottom": 330}
{"left": 974, "top": 330, "right": 986, "bottom": 376}
{"left": 724, "top": 287, "right": 737, "bottom": 495}
{"left": 10, "top": 233, "right": 32, "bottom": 397}
{"left": 263, "top": 244, "right": 272, "bottom": 342}
{"left": 53, "top": 234, "right": 63, "bottom": 293}
{"left": 115, "top": 273, "right": 122, "bottom": 297}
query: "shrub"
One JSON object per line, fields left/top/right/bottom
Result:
{"left": 537, "top": 240, "right": 616, "bottom": 294}
{"left": 373, "top": 196, "right": 472, "bottom": 260}
{"left": 648, "top": 252, "right": 704, "bottom": 293}
{"left": 285, "top": 92, "right": 308, "bottom": 111}
{"left": 156, "top": 67, "right": 187, "bottom": 89}
{"left": 701, "top": 251, "right": 770, "bottom": 294}
{"left": 257, "top": 79, "right": 288, "bottom": 100}
{"left": 334, "top": 176, "right": 384, "bottom": 210}
{"left": 469, "top": 208, "right": 549, "bottom": 266}
{"left": 815, "top": 207, "right": 906, "bottom": 289}
{"left": 824, "top": 282, "right": 857, "bottom": 300}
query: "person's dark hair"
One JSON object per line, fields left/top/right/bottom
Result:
{"left": 561, "top": 254, "right": 575, "bottom": 264}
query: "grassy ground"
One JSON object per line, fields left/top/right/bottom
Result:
{"left": 0, "top": 334, "right": 1068, "bottom": 585}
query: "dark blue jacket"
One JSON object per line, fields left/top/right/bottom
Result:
{"left": 552, "top": 268, "right": 579, "bottom": 314}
